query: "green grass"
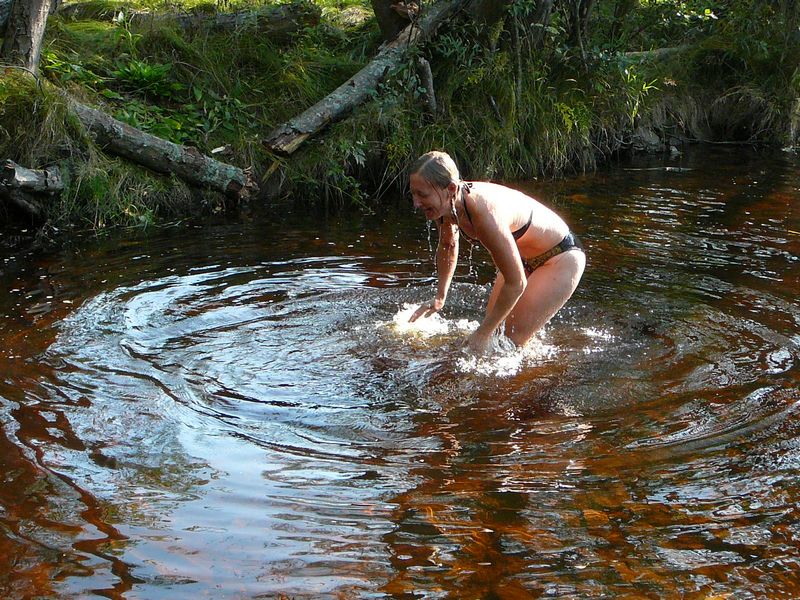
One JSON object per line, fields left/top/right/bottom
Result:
{"left": 0, "top": 73, "right": 68, "bottom": 167}
{"left": 0, "top": 70, "right": 200, "bottom": 228}
{"left": 2, "top": 0, "right": 796, "bottom": 228}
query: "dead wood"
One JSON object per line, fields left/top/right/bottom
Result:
{"left": 0, "top": 160, "right": 63, "bottom": 221}
{"left": 263, "top": 0, "right": 466, "bottom": 155}
{"left": 624, "top": 46, "right": 690, "bottom": 61}
{"left": 0, "top": 186, "right": 44, "bottom": 220}
{"left": 415, "top": 56, "right": 436, "bottom": 114}
{"left": 1, "top": 160, "right": 63, "bottom": 193}
{"left": 71, "top": 100, "right": 257, "bottom": 200}
{"left": 0, "top": 162, "right": 49, "bottom": 219}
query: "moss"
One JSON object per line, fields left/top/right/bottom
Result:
{"left": 0, "top": 72, "right": 79, "bottom": 166}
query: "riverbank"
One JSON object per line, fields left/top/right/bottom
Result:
{"left": 1, "top": 0, "right": 797, "bottom": 230}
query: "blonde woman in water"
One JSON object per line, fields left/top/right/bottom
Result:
{"left": 408, "top": 151, "right": 585, "bottom": 354}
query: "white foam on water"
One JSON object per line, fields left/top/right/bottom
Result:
{"left": 455, "top": 334, "right": 557, "bottom": 378}
{"left": 386, "top": 304, "right": 558, "bottom": 378}
{"left": 390, "top": 303, "right": 477, "bottom": 338}
{"left": 580, "top": 326, "right": 616, "bottom": 354}
{"left": 583, "top": 327, "right": 614, "bottom": 341}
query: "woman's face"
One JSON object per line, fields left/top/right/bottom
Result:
{"left": 410, "top": 173, "right": 452, "bottom": 221}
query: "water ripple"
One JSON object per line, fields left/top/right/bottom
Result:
{"left": 1, "top": 148, "right": 799, "bottom": 597}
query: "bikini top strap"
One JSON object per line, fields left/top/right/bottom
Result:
{"left": 512, "top": 211, "right": 533, "bottom": 240}
{"left": 461, "top": 182, "right": 474, "bottom": 226}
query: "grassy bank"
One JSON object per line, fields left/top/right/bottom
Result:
{"left": 1, "top": 0, "right": 797, "bottom": 229}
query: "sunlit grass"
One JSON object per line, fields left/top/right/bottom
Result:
{"left": 2, "top": 0, "right": 795, "bottom": 227}
{"left": 58, "top": 0, "right": 373, "bottom": 14}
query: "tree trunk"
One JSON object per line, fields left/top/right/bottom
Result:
{"left": 568, "top": 0, "right": 595, "bottom": 62}
{"left": 0, "top": 0, "right": 10, "bottom": 34}
{"left": 0, "top": 0, "right": 52, "bottom": 75}
{"left": 464, "top": 0, "right": 511, "bottom": 50}
{"left": 264, "top": 0, "right": 467, "bottom": 155}
{"left": 465, "top": 0, "right": 511, "bottom": 27}
{"left": 780, "top": 0, "right": 799, "bottom": 50}
{"left": 71, "top": 101, "right": 257, "bottom": 200}
{"left": 416, "top": 56, "right": 437, "bottom": 114}
{"left": 1, "top": 0, "right": 57, "bottom": 32}
{"left": 609, "top": 0, "right": 637, "bottom": 42}
{"left": 528, "top": 0, "right": 554, "bottom": 49}
{"left": 370, "top": 0, "right": 409, "bottom": 42}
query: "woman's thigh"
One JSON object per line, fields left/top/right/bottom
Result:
{"left": 504, "top": 250, "right": 586, "bottom": 345}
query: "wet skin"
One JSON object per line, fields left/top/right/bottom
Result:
{"left": 408, "top": 173, "right": 585, "bottom": 352}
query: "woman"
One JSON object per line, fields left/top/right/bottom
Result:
{"left": 408, "top": 150, "right": 585, "bottom": 354}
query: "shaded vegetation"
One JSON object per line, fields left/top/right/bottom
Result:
{"left": 1, "top": 0, "right": 798, "bottom": 228}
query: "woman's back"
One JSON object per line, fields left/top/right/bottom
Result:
{"left": 465, "top": 181, "right": 569, "bottom": 257}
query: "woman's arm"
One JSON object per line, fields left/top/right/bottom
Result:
{"left": 467, "top": 205, "right": 527, "bottom": 350}
{"left": 410, "top": 220, "right": 459, "bottom": 322}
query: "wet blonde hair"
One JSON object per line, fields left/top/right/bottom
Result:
{"left": 409, "top": 151, "right": 460, "bottom": 189}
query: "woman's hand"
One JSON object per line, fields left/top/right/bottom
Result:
{"left": 464, "top": 329, "right": 493, "bottom": 355}
{"left": 409, "top": 298, "right": 444, "bottom": 322}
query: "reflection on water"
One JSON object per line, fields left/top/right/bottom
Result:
{"left": 0, "top": 147, "right": 799, "bottom": 597}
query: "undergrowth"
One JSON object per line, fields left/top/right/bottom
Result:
{"left": 2, "top": 0, "right": 797, "bottom": 227}
{"left": 0, "top": 70, "right": 200, "bottom": 228}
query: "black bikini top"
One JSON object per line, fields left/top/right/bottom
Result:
{"left": 457, "top": 182, "right": 532, "bottom": 241}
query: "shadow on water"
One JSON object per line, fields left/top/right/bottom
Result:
{"left": 0, "top": 146, "right": 798, "bottom": 597}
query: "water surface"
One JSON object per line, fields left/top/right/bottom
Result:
{"left": 1, "top": 147, "right": 798, "bottom": 598}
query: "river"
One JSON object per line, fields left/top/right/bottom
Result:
{"left": 0, "top": 146, "right": 798, "bottom": 598}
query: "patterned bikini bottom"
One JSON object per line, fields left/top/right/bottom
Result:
{"left": 522, "top": 232, "right": 584, "bottom": 276}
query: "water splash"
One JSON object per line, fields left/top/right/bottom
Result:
{"left": 389, "top": 303, "right": 476, "bottom": 338}
{"left": 580, "top": 326, "right": 617, "bottom": 354}
{"left": 455, "top": 335, "right": 556, "bottom": 377}
{"left": 386, "top": 304, "right": 556, "bottom": 378}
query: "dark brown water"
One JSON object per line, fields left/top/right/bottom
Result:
{"left": 1, "top": 147, "right": 798, "bottom": 598}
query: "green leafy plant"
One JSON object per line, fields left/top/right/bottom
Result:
{"left": 41, "top": 51, "right": 106, "bottom": 88}
{"left": 184, "top": 87, "right": 256, "bottom": 143}
{"left": 110, "top": 59, "right": 184, "bottom": 98}
{"left": 622, "top": 65, "right": 659, "bottom": 123}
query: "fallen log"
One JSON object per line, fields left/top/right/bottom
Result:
{"left": 55, "top": 0, "right": 319, "bottom": 39}
{"left": 264, "top": 0, "right": 466, "bottom": 155}
{"left": 71, "top": 100, "right": 257, "bottom": 200}
{"left": 0, "top": 160, "right": 63, "bottom": 221}
{"left": 142, "top": 1, "right": 320, "bottom": 37}
{"left": 0, "top": 186, "right": 44, "bottom": 221}
{"left": 52, "top": 0, "right": 124, "bottom": 20}
{"left": 1, "top": 160, "right": 63, "bottom": 194}
{"left": 0, "top": 160, "right": 64, "bottom": 221}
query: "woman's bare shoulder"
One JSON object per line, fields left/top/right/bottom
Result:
{"left": 470, "top": 181, "right": 538, "bottom": 206}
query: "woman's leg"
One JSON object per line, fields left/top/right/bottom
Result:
{"left": 486, "top": 250, "right": 585, "bottom": 346}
